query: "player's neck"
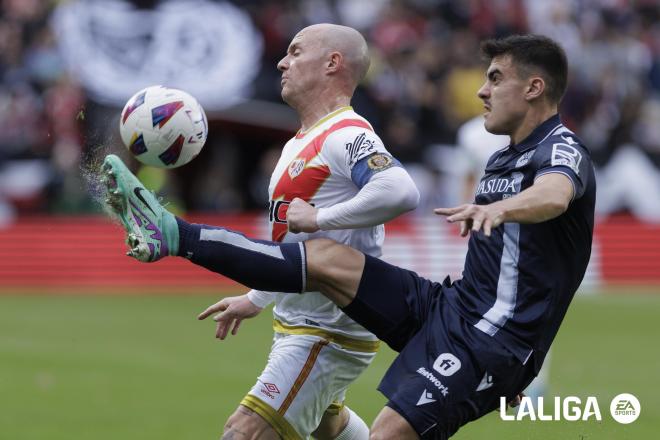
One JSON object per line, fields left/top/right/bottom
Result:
{"left": 510, "top": 104, "right": 558, "bottom": 145}
{"left": 296, "top": 95, "right": 352, "bottom": 132}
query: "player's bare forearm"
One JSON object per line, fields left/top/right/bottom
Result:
{"left": 494, "top": 173, "right": 573, "bottom": 224}
{"left": 435, "top": 173, "right": 574, "bottom": 236}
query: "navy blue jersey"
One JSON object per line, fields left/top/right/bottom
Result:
{"left": 445, "top": 114, "right": 596, "bottom": 372}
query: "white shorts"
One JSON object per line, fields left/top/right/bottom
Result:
{"left": 241, "top": 328, "right": 378, "bottom": 439}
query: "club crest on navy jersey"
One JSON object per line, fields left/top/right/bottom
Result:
{"left": 515, "top": 149, "right": 536, "bottom": 168}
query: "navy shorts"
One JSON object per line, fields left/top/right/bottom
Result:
{"left": 342, "top": 255, "right": 537, "bottom": 439}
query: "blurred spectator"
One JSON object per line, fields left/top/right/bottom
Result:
{"left": 1, "top": 0, "right": 659, "bottom": 222}
{"left": 0, "top": 0, "right": 88, "bottom": 220}
{"left": 596, "top": 97, "right": 660, "bottom": 222}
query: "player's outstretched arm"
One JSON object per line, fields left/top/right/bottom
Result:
{"left": 434, "top": 173, "right": 574, "bottom": 236}
{"left": 198, "top": 294, "right": 264, "bottom": 340}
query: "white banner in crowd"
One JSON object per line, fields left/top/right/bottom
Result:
{"left": 52, "top": 0, "right": 263, "bottom": 109}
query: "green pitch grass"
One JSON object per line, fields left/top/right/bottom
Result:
{"left": 1, "top": 292, "right": 658, "bottom": 439}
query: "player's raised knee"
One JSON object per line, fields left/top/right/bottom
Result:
{"left": 304, "top": 238, "right": 365, "bottom": 307}
{"left": 305, "top": 238, "right": 341, "bottom": 261}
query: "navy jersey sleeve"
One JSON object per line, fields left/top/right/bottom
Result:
{"left": 534, "top": 135, "right": 592, "bottom": 200}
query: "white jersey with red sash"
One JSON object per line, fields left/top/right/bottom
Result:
{"left": 267, "top": 106, "right": 390, "bottom": 343}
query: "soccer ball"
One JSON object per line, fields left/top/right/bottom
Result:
{"left": 119, "top": 85, "right": 208, "bottom": 168}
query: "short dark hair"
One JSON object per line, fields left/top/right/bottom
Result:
{"left": 480, "top": 34, "right": 568, "bottom": 104}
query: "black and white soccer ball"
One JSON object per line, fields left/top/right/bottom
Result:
{"left": 119, "top": 85, "right": 208, "bottom": 168}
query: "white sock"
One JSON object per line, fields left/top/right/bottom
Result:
{"left": 334, "top": 407, "right": 369, "bottom": 440}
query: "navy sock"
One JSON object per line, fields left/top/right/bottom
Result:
{"left": 176, "top": 217, "right": 305, "bottom": 293}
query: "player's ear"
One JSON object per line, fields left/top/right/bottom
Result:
{"left": 327, "top": 51, "right": 342, "bottom": 74}
{"left": 525, "top": 76, "right": 545, "bottom": 101}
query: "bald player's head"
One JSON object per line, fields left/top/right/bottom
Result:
{"left": 277, "top": 24, "right": 370, "bottom": 107}
{"left": 302, "top": 23, "right": 370, "bottom": 86}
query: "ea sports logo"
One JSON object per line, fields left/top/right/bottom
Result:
{"left": 610, "top": 393, "right": 640, "bottom": 424}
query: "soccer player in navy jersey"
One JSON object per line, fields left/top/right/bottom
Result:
{"left": 104, "top": 34, "right": 595, "bottom": 439}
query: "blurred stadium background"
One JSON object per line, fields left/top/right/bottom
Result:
{"left": 1, "top": 0, "right": 659, "bottom": 439}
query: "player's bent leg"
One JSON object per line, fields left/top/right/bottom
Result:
{"left": 370, "top": 407, "right": 419, "bottom": 440}
{"left": 313, "top": 406, "right": 369, "bottom": 440}
{"left": 222, "top": 405, "right": 280, "bottom": 440}
{"left": 312, "top": 406, "right": 349, "bottom": 439}
{"left": 305, "top": 238, "right": 365, "bottom": 307}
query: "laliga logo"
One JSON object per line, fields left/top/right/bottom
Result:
{"left": 500, "top": 396, "right": 602, "bottom": 421}
{"left": 500, "top": 393, "right": 641, "bottom": 423}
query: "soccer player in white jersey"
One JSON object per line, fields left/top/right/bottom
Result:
{"left": 199, "top": 24, "right": 419, "bottom": 439}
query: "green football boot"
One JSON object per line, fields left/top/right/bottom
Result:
{"left": 102, "top": 154, "right": 179, "bottom": 262}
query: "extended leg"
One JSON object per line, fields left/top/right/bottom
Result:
{"left": 102, "top": 153, "right": 365, "bottom": 303}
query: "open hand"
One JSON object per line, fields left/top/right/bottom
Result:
{"left": 198, "top": 294, "right": 263, "bottom": 340}
{"left": 434, "top": 203, "right": 504, "bottom": 237}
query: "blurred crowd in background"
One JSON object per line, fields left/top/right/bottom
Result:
{"left": 1, "top": 0, "right": 659, "bottom": 225}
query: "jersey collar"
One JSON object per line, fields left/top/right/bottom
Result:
{"left": 295, "top": 106, "right": 353, "bottom": 139}
{"left": 509, "top": 114, "right": 562, "bottom": 153}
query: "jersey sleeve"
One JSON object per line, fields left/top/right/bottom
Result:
{"left": 246, "top": 289, "right": 274, "bottom": 308}
{"left": 316, "top": 166, "right": 419, "bottom": 230}
{"left": 324, "top": 125, "right": 400, "bottom": 188}
{"left": 534, "top": 136, "right": 592, "bottom": 200}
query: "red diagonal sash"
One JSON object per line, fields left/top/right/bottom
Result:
{"left": 271, "top": 119, "right": 372, "bottom": 241}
